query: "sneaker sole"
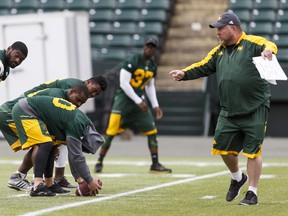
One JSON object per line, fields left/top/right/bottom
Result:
{"left": 7, "top": 183, "right": 30, "bottom": 191}
{"left": 150, "top": 170, "right": 172, "bottom": 173}
{"left": 60, "top": 185, "right": 77, "bottom": 189}
{"left": 30, "top": 192, "right": 56, "bottom": 197}
{"left": 238, "top": 202, "right": 259, "bottom": 206}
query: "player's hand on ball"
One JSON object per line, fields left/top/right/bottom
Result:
{"left": 75, "top": 179, "right": 102, "bottom": 196}
{"left": 88, "top": 179, "right": 103, "bottom": 195}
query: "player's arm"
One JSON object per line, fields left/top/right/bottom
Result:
{"left": 66, "top": 136, "right": 93, "bottom": 184}
{"left": 145, "top": 78, "right": 163, "bottom": 119}
{"left": 120, "top": 68, "right": 148, "bottom": 111}
{"left": 120, "top": 68, "right": 142, "bottom": 104}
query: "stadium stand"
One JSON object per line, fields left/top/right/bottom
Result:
{"left": 38, "top": 0, "right": 66, "bottom": 12}
{"left": 228, "top": 0, "right": 288, "bottom": 62}
{"left": 0, "top": 0, "right": 173, "bottom": 63}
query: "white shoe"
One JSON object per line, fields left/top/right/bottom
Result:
{"left": 7, "top": 173, "right": 30, "bottom": 191}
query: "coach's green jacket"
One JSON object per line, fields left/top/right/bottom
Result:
{"left": 181, "top": 32, "right": 278, "bottom": 117}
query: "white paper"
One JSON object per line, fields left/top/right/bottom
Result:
{"left": 252, "top": 54, "right": 288, "bottom": 85}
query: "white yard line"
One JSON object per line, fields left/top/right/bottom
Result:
{"left": 8, "top": 161, "right": 288, "bottom": 216}
{"left": 20, "top": 169, "right": 232, "bottom": 216}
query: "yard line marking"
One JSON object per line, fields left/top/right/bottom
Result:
{"left": 20, "top": 169, "right": 232, "bottom": 216}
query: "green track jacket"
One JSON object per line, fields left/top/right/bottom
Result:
{"left": 181, "top": 32, "right": 278, "bottom": 117}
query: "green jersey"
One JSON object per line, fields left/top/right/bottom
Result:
{"left": 26, "top": 96, "right": 90, "bottom": 141}
{"left": 1, "top": 78, "right": 82, "bottom": 111}
{"left": 0, "top": 88, "right": 68, "bottom": 150}
{"left": 24, "top": 78, "right": 83, "bottom": 95}
{"left": 181, "top": 32, "right": 278, "bottom": 117}
{"left": 0, "top": 49, "right": 10, "bottom": 81}
{"left": 15, "top": 96, "right": 104, "bottom": 183}
{"left": 119, "top": 52, "right": 157, "bottom": 98}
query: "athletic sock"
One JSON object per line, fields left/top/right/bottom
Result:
{"left": 248, "top": 186, "right": 257, "bottom": 195}
{"left": 151, "top": 154, "right": 159, "bottom": 165}
{"left": 231, "top": 170, "right": 243, "bottom": 182}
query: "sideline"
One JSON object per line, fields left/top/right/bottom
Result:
{"left": 20, "top": 169, "right": 233, "bottom": 216}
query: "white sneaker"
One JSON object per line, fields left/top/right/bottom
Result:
{"left": 7, "top": 173, "right": 30, "bottom": 191}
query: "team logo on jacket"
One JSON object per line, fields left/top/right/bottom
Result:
{"left": 237, "top": 45, "right": 243, "bottom": 51}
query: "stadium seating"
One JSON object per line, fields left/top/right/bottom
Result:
{"left": 118, "top": 0, "right": 143, "bottom": 9}
{"left": 248, "top": 22, "right": 274, "bottom": 35}
{"left": 251, "top": 9, "right": 277, "bottom": 22}
{"left": 232, "top": 10, "right": 251, "bottom": 22}
{"left": 144, "top": 0, "right": 171, "bottom": 10}
{"left": 38, "top": 0, "right": 66, "bottom": 12}
{"left": 89, "top": 22, "right": 112, "bottom": 34}
{"left": 89, "top": 10, "right": 115, "bottom": 22}
{"left": 114, "top": 9, "right": 141, "bottom": 22}
{"left": 229, "top": 0, "right": 254, "bottom": 10}
{"left": 92, "top": 0, "right": 117, "bottom": 10}
{"left": 276, "top": 48, "right": 288, "bottom": 62}
{"left": 106, "top": 34, "right": 131, "bottom": 48}
{"left": 0, "top": 0, "right": 14, "bottom": 9}
{"left": 272, "top": 35, "right": 288, "bottom": 48}
{"left": 90, "top": 35, "right": 106, "bottom": 48}
{"left": 274, "top": 22, "right": 288, "bottom": 35}
{"left": 141, "top": 9, "right": 167, "bottom": 22}
{"left": 100, "top": 48, "right": 127, "bottom": 61}
{"left": 254, "top": 0, "right": 279, "bottom": 10}
{"left": 277, "top": 9, "right": 288, "bottom": 21}
{"left": 0, "top": 0, "right": 173, "bottom": 62}
{"left": 279, "top": 0, "right": 288, "bottom": 10}
{"left": 65, "top": 0, "right": 91, "bottom": 11}
{"left": 228, "top": 0, "right": 288, "bottom": 65}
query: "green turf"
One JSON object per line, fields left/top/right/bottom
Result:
{"left": 0, "top": 154, "right": 288, "bottom": 216}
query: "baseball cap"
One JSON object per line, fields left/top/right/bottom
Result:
{"left": 209, "top": 12, "right": 241, "bottom": 28}
{"left": 145, "top": 36, "right": 159, "bottom": 48}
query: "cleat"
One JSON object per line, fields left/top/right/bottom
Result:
{"left": 7, "top": 173, "right": 30, "bottom": 191}
{"left": 150, "top": 163, "right": 172, "bottom": 173}
{"left": 55, "top": 176, "right": 77, "bottom": 188}
{"left": 239, "top": 191, "right": 258, "bottom": 205}
{"left": 30, "top": 182, "right": 56, "bottom": 197}
{"left": 94, "top": 162, "right": 103, "bottom": 173}
{"left": 48, "top": 183, "right": 70, "bottom": 195}
{"left": 226, "top": 173, "right": 248, "bottom": 202}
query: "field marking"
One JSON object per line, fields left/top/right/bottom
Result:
{"left": 4, "top": 161, "right": 287, "bottom": 216}
{"left": 20, "top": 169, "right": 232, "bottom": 216}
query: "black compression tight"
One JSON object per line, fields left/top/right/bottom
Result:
{"left": 33, "top": 142, "right": 54, "bottom": 178}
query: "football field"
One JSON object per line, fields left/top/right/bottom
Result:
{"left": 0, "top": 136, "right": 288, "bottom": 216}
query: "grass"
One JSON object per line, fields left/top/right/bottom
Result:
{"left": 0, "top": 154, "right": 288, "bottom": 216}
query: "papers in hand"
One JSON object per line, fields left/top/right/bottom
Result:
{"left": 252, "top": 54, "right": 287, "bottom": 85}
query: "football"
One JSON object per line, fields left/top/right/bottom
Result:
{"left": 75, "top": 182, "right": 91, "bottom": 196}
{"left": 75, "top": 179, "right": 103, "bottom": 196}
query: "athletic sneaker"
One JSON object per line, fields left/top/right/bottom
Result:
{"left": 239, "top": 191, "right": 258, "bottom": 205}
{"left": 48, "top": 183, "right": 71, "bottom": 195}
{"left": 7, "top": 173, "right": 30, "bottom": 191}
{"left": 150, "top": 163, "right": 172, "bottom": 173}
{"left": 95, "top": 162, "right": 103, "bottom": 173}
{"left": 55, "top": 176, "right": 77, "bottom": 188}
{"left": 226, "top": 173, "right": 248, "bottom": 202}
{"left": 30, "top": 182, "right": 56, "bottom": 197}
